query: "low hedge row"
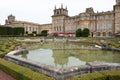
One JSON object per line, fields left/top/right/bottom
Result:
{"left": 0, "top": 58, "right": 54, "bottom": 80}
{"left": 100, "top": 70, "right": 120, "bottom": 80}
{"left": 0, "top": 41, "right": 21, "bottom": 58}
{"left": 68, "top": 70, "right": 120, "bottom": 80}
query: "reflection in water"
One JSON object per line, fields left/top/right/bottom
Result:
{"left": 15, "top": 42, "right": 120, "bottom": 68}
{"left": 21, "top": 53, "right": 27, "bottom": 58}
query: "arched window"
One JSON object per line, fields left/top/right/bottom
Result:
{"left": 97, "top": 32, "right": 100, "bottom": 36}
{"left": 102, "top": 32, "right": 106, "bottom": 36}
{"left": 108, "top": 32, "right": 112, "bottom": 36}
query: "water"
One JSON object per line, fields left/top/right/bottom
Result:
{"left": 15, "top": 42, "right": 120, "bottom": 68}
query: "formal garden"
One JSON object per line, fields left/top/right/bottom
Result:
{"left": 0, "top": 37, "right": 120, "bottom": 80}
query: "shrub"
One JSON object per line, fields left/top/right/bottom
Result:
{"left": 68, "top": 70, "right": 120, "bottom": 80}
{"left": 82, "top": 28, "right": 90, "bottom": 37}
{"left": 0, "top": 26, "right": 24, "bottom": 36}
{"left": 76, "top": 29, "right": 82, "bottom": 37}
{"left": 0, "top": 58, "right": 54, "bottom": 80}
{"left": 41, "top": 30, "right": 48, "bottom": 36}
{"left": 100, "top": 70, "right": 120, "bottom": 80}
{"left": 68, "top": 72, "right": 106, "bottom": 80}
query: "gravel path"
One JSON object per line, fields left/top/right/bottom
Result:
{"left": 0, "top": 70, "right": 16, "bottom": 80}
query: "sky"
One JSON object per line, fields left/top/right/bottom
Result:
{"left": 0, "top": 0, "right": 116, "bottom": 25}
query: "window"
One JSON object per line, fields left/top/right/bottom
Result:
{"left": 102, "top": 32, "right": 106, "bottom": 36}
{"left": 91, "top": 24, "right": 94, "bottom": 30}
{"left": 59, "top": 26, "right": 61, "bottom": 31}
{"left": 102, "top": 23, "right": 106, "bottom": 30}
{"left": 108, "top": 15, "right": 111, "bottom": 19}
{"left": 102, "top": 16, "right": 105, "bottom": 20}
{"left": 81, "top": 24, "right": 85, "bottom": 30}
{"left": 61, "top": 26, "right": 63, "bottom": 31}
{"left": 97, "top": 16, "right": 100, "bottom": 20}
{"left": 97, "top": 24, "right": 100, "bottom": 30}
{"left": 97, "top": 32, "right": 100, "bottom": 36}
{"left": 54, "top": 27, "right": 56, "bottom": 31}
{"left": 108, "top": 32, "right": 112, "bottom": 36}
{"left": 108, "top": 23, "right": 112, "bottom": 30}
{"left": 25, "top": 27, "right": 27, "bottom": 31}
{"left": 29, "top": 27, "right": 31, "bottom": 31}
{"left": 81, "top": 16, "right": 84, "bottom": 20}
{"left": 90, "top": 16, "right": 94, "bottom": 20}
{"left": 57, "top": 26, "right": 59, "bottom": 31}
{"left": 65, "top": 26, "right": 68, "bottom": 31}
{"left": 33, "top": 28, "right": 34, "bottom": 31}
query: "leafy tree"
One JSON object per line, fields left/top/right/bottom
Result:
{"left": 0, "top": 26, "right": 24, "bottom": 36}
{"left": 13, "top": 27, "right": 24, "bottom": 36}
{"left": 41, "top": 30, "right": 48, "bottom": 36}
{"left": 82, "top": 28, "right": 90, "bottom": 37}
{"left": 76, "top": 28, "right": 82, "bottom": 37}
{"left": 32, "top": 31, "right": 37, "bottom": 34}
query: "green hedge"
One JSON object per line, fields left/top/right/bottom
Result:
{"left": 68, "top": 70, "right": 120, "bottom": 80}
{"left": 0, "top": 58, "right": 54, "bottom": 80}
{"left": 0, "top": 41, "right": 21, "bottom": 58}
{"left": 0, "top": 26, "right": 24, "bottom": 36}
{"left": 100, "top": 70, "right": 120, "bottom": 80}
{"left": 68, "top": 72, "right": 106, "bottom": 80}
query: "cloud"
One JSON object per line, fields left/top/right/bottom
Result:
{"left": 0, "top": 0, "right": 115, "bottom": 25}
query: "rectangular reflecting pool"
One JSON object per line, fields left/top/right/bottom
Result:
{"left": 14, "top": 42, "right": 120, "bottom": 69}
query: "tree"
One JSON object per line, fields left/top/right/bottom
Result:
{"left": 41, "top": 30, "right": 48, "bottom": 36}
{"left": 82, "top": 28, "right": 90, "bottom": 37}
{"left": 76, "top": 29, "right": 82, "bottom": 37}
{"left": 0, "top": 26, "right": 24, "bottom": 36}
{"left": 13, "top": 27, "right": 24, "bottom": 36}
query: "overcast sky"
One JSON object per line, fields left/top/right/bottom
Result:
{"left": 0, "top": 0, "right": 116, "bottom": 25}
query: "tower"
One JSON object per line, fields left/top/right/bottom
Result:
{"left": 114, "top": 0, "right": 120, "bottom": 34}
{"left": 53, "top": 4, "right": 68, "bottom": 16}
{"left": 116, "top": 0, "right": 120, "bottom": 5}
{"left": 5, "top": 14, "right": 15, "bottom": 24}
{"left": 52, "top": 4, "right": 68, "bottom": 33}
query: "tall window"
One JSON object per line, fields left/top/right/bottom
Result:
{"left": 108, "top": 23, "right": 112, "bottom": 30}
{"left": 108, "top": 15, "right": 111, "bottom": 19}
{"left": 81, "top": 24, "right": 85, "bottom": 30}
{"left": 91, "top": 24, "right": 94, "bottom": 30}
{"left": 102, "top": 32, "right": 106, "bottom": 36}
{"left": 81, "top": 16, "right": 84, "bottom": 20}
{"left": 25, "top": 27, "right": 27, "bottom": 31}
{"left": 97, "top": 24, "right": 100, "bottom": 31}
{"left": 97, "top": 16, "right": 100, "bottom": 20}
{"left": 90, "top": 16, "right": 94, "bottom": 20}
{"left": 102, "top": 23, "right": 106, "bottom": 30}
{"left": 59, "top": 26, "right": 61, "bottom": 31}
{"left": 108, "top": 32, "right": 112, "bottom": 36}
{"left": 29, "top": 27, "right": 31, "bottom": 31}
{"left": 102, "top": 15, "right": 105, "bottom": 20}
{"left": 61, "top": 26, "right": 63, "bottom": 31}
{"left": 97, "top": 32, "right": 100, "bottom": 36}
{"left": 54, "top": 27, "right": 56, "bottom": 31}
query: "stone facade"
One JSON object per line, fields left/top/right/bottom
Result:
{"left": 40, "top": 24, "right": 52, "bottom": 34}
{"left": 5, "top": 15, "right": 40, "bottom": 34}
{"left": 52, "top": 0, "right": 120, "bottom": 37}
{"left": 4, "top": 0, "right": 120, "bottom": 37}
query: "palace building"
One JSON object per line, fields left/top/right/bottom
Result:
{"left": 4, "top": 0, "right": 120, "bottom": 37}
